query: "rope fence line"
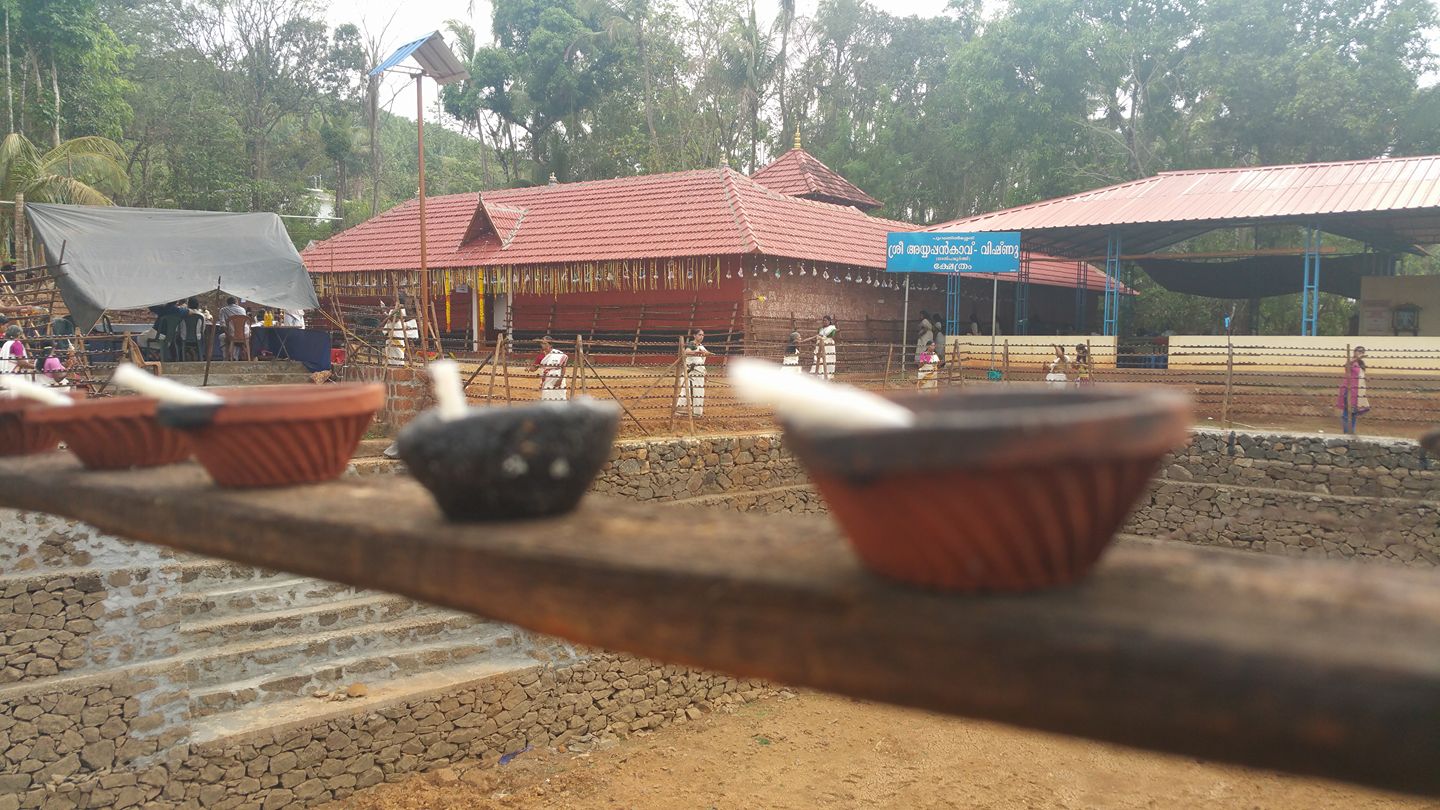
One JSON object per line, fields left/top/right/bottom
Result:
{"left": 407, "top": 335, "right": 1440, "bottom": 438}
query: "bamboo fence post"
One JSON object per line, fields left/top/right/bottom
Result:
{"left": 487, "top": 333, "right": 504, "bottom": 404}
{"left": 1222, "top": 339, "right": 1234, "bottom": 428}
{"left": 668, "top": 337, "right": 685, "bottom": 433}
{"left": 630, "top": 304, "right": 645, "bottom": 366}
{"left": 1002, "top": 340, "right": 1010, "bottom": 382}
{"left": 502, "top": 339, "right": 512, "bottom": 404}
{"left": 884, "top": 344, "right": 893, "bottom": 390}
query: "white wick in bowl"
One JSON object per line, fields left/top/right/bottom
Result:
{"left": 427, "top": 359, "right": 468, "bottom": 421}
{"left": 0, "top": 375, "right": 73, "bottom": 407}
{"left": 729, "top": 357, "right": 914, "bottom": 430}
{"left": 111, "top": 363, "right": 223, "bottom": 405}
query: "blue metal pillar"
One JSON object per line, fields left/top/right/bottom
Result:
{"left": 1074, "top": 261, "right": 1087, "bottom": 333}
{"left": 1013, "top": 251, "right": 1031, "bottom": 335}
{"left": 1103, "top": 231, "right": 1122, "bottom": 336}
{"left": 945, "top": 273, "right": 962, "bottom": 336}
{"left": 1301, "top": 226, "right": 1321, "bottom": 336}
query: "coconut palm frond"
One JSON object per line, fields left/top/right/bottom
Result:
{"left": 44, "top": 136, "right": 127, "bottom": 164}
{"left": 25, "top": 175, "right": 115, "bottom": 206}
{"left": 38, "top": 152, "right": 130, "bottom": 197}
{"left": 0, "top": 133, "right": 40, "bottom": 201}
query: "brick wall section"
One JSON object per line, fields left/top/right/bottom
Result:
{"left": 342, "top": 365, "right": 433, "bottom": 431}
{"left": 746, "top": 273, "right": 945, "bottom": 337}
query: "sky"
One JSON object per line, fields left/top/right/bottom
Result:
{"left": 329, "top": 0, "right": 958, "bottom": 122}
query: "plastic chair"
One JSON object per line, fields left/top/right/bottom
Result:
{"left": 151, "top": 314, "right": 184, "bottom": 362}
{"left": 177, "top": 313, "right": 205, "bottom": 361}
{"left": 225, "top": 314, "right": 251, "bottom": 360}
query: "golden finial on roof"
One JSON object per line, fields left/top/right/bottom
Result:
{"left": 793, "top": 129, "right": 802, "bottom": 150}
{"left": 720, "top": 154, "right": 729, "bottom": 170}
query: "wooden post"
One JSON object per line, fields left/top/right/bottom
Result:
{"left": 668, "top": 336, "right": 685, "bottom": 433}
{"left": 630, "top": 304, "right": 645, "bottom": 366}
{"left": 884, "top": 344, "right": 893, "bottom": 390}
{"left": 13, "top": 192, "right": 26, "bottom": 268}
{"left": 570, "top": 335, "right": 582, "bottom": 394}
{"left": 502, "top": 339, "right": 512, "bottom": 404}
{"left": 1002, "top": 340, "right": 1010, "bottom": 382}
{"left": 1222, "top": 339, "right": 1234, "bottom": 429}
{"left": 486, "top": 333, "right": 504, "bottom": 404}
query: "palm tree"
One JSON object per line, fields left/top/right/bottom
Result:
{"left": 0, "top": 133, "right": 127, "bottom": 205}
{"left": 0, "top": 132, "right": 128, "bottom": 260}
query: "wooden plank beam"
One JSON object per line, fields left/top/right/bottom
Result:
{"left": 1, "top": 454, "right": 1438, "bottom": 795}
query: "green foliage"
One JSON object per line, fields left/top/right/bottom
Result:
{"left": 0, "top": 0, "right": 1435, "bottom": 307}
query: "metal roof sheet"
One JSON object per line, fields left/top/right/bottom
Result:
{"left": 936, "top": 154, "right": 1440, "bottom": 257}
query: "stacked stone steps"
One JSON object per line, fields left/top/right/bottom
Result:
{"left": 184, "top": 613, "right": 517, "bottom": 720}
{"left": 175, "top": 576, "right": 358, "bottom": 620}
{"left": 180, "top": 594, "right": 424, "bottom": 645}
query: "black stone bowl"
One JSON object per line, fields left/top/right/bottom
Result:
{"left": 397, "top": 399, "right": 621, "bottom": 521}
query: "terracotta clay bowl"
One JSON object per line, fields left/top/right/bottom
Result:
{"left": 0, "top": 396, "right": 63, "bottom": 457}
{"left": 397, "top": 399, "right": 621, "bottom": 521}
{"left": 781, "top": 385, "right": 1192, "bottom": 592}
{"left": 156, "top": 384, "right": 384, "bottom": 488}
{"left": 28, "top": 395, "right": 191, "bottom": 470}
{"left": 1423, "top": 429, "right": 1439, "bottom": 456}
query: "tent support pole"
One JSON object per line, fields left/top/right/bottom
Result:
{"left": 415, "top": 76, "right": 431, "bottom": 362}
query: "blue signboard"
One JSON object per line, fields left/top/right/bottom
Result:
{"left": 885, "top": 232, "right": 1021, "bottom": 274}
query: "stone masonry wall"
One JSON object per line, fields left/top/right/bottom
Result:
{"left": 1127, "top": 430, "right": 1440, "bottom": 566}
{"left": 0, "top": 653, "right": 761, "bottom": 810}
{"left": 593, "top": 434, "right": 825, "bottom": 514}
{"left": 0, "top": 510, "right": 761, "bottom": 810}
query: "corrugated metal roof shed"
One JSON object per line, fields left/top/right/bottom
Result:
{"left": 934, "top": 155, "right": 1440, "bottom": 257}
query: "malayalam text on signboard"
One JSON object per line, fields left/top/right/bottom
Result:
{"left": 885, "top": 232, "right": 1021, "bottom": 274}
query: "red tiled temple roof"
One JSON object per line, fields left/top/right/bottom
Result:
{"left": 304, "top": 168, "right": 914, "bottom": 274}
{"left": 302, "top": 166, "right": 1117, "bottom": 292}
{"left": 750, "top": 146, "right": 883, "bottom": 210}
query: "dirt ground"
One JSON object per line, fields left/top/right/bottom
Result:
{"left": 323, "top": 693, "right": 1430, "bottom": 810}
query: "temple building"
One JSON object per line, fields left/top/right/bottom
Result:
{"left": 302, "top": 138, "right": 1113, "bottom": 351}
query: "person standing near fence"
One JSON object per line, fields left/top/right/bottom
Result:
{"left": 1073, "top": 344, "right": 1093, "bottom": 387}
{"left": 783, "top": 330, "right": 802, "bottom": 373}
{"left": 917, "top": 340, "right": 940, "bottom": 391}
{"left": 933, "top": 318, "right": 946, "bottom": 367}
{"left": 676, "top": 329, "right": 711, "bottom": 415}
{"left": 915, "top": 312, "right": 934, "bottom": 363}
{"left": 1337, "top": 346, "right": 1369, "bottom": 434}
{"left": 534, "top": 336, "right": 570, "bottom": 402}
{"left": 812, "top": 315, "right": 838, "bottom": 379}
{"left": 1045, "top": 345, "right": 1070, "bottom": 388}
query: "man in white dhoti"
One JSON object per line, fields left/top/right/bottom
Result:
{"left": 383, "top": 303, "right": 419, "bottom": 367}
{"left": 811, "top": 315, "right": 838, "bottom": 379}
{"left": 534, "top": 336, "right": 569, "bottom": 401}
{"left": 782, "top": 330, "right": 802, "bottom": 373}
{"left": 915, "top": 313, "right": 934, "bottom": 364}
{"left": 676, "top": 329, "right": 711, "bottom": 415}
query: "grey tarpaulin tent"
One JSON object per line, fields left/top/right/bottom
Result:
{"left": 24, "top": 203, "right": 319, "bottom": 331}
